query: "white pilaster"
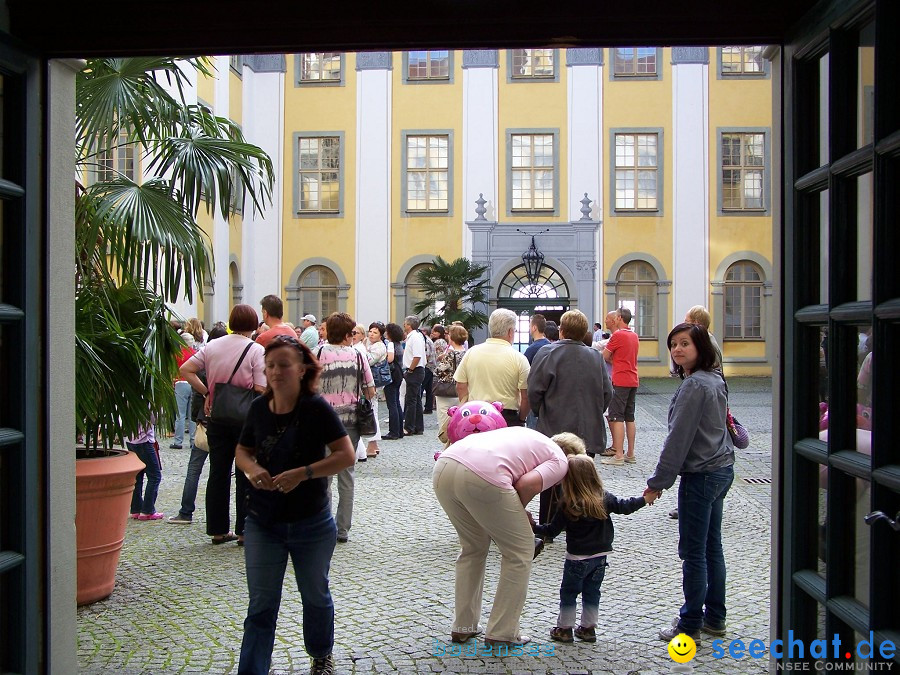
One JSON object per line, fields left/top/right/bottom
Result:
{"left": 672, "top": 54, "right": 710, "bottom": 325}
{"left": 355, "top": 58, "right": 392, "bottom": 325}
{"left": 212, "top": 56, "right": 232, "bottom": 323}
{"left": 567, "top": 54, "right": 603, "bottom": 321}
{"left": 242, "top": 66, "right": 285, "bottom": 311}
{"left": 462, "top": 52, "right": 499, "bottom": 258}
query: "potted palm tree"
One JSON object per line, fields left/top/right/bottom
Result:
{"left": 412, "top": 256, "right": 491, "bottom": 336}
{"left": 74, "top": 57, "right": 273, "bottom": 605}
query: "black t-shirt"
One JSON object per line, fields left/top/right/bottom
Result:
{"left": 239, "top": 393, "right": 347, "bottom": 523}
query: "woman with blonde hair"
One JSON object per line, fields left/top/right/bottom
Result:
{"left": 532, "top": 453, "right": 653, "bottom": 644}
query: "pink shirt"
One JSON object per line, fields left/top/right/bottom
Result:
{"left": 441, "top": 426, "right": 568, "bottom": 491}
{"left": 187, "top": 334, "right": 266, "bottom": 406}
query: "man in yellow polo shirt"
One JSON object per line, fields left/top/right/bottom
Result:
{"left": 454, "top": 308, "right": 531, "bottom": 427}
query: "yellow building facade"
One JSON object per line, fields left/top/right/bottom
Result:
{"left": 180, "top": 47, "right": 774, "bottom": 376}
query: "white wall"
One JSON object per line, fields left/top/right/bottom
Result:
{"left": 462, "top": 63, "right": 499, "bottom": 254}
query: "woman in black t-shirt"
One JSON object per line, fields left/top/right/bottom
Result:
{"left": 235, "top": 335, "right": 354, "bottom": 675}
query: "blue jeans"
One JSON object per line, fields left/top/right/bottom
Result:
{"left": 177, "top": 443, "right": 208, "bottom": 518}
{"left": 403, "top": 367, "right": 425, "bottom": 434}
{"left": 127, "top": 441, "right": 161, "bottom": 515}
{"left": 173, "top": 381, "right": 196, "bottom": 447}
{"left": 237, "top": 510, "right": 337, "bottom": 675}
{"left": 676, "top": 464, "right": 734, "bottom": 632}
{"left": 383, "top": 379, "right": 403, "bottom": 437}
{"left": 558, "top": 556, "right": 607, "bottom": 629}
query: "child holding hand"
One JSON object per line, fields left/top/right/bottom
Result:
{"left": 532, "top": 454, "right": 656, "bottom": 643}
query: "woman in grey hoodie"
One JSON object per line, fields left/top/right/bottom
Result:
{"left": 646, "top": 322, "right": 735, "bottom": 645}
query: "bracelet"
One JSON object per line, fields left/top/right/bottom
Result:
{"left": 305, "top": 465, "right": 314, "bottom": 480}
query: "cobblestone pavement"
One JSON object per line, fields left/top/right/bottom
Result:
{"left": 78, "top": 378, "right": 773, "bottom": 674}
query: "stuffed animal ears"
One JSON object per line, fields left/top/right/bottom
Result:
{"left": 490, "top": 401, "right": 504, "bottom": 413}
{"left": 448, "top": 405, "right": 459, "bottom": 418}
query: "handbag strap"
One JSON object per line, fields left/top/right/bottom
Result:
{"left": 355, "top": 350, "right": 365, "bottom": 400}
{"left": 226, "top": 342, "right": 255, "bottom": 385}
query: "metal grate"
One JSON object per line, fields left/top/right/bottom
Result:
{"left": 743, "top": 477, "right": 772, "bottom": 485}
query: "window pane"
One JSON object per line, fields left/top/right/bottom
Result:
{"left": 615, "top": 170, "right": 634, "bottom": 209}
{"left": 636, "top": 48, "right": 656, "bottom": 74}
{"left": 721, "top": 47, "right": 741, "bottom": 73}
{"left": 856, "top": 22, "right": 875, "bottom": 149}
{"left": 616, "top": 135, "right": 635, "bottom": 167}
{"left": 636, "top": 135, "right": 657, "bottom": 167}
{"left": 856, "top": 172, "right": 873, "bottom": 301}
{"left": 819, "top": 189, "right": 830, "bottom": 304}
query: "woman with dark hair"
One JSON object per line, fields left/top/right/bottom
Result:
{"left": 646, "top": 322, "right": 735, "bottom": 644}
{"left": 181, "top": 304, "right": 267, "bottom": 545}
{"left": 315, "top": 312, "right": 375, "bottom": 544}
{"left": 381, "top": 322, "right": 405, "bottom": 440}
{"left": 235, "top": 335, "right": 354, "bottom": 675}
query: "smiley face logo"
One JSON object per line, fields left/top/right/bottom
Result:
{"left": 667, "top": 633, "right": 697, "bottom": 663}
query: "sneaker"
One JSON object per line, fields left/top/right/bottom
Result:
{"left": 600, "top": 447, "right": 617, "bottom": 457}
{"left": 701, "top": 622, "right": 727, "bottom": 636}
{"left": 624, "top": 455, "right": 636, "bottom": 464}
{"left": 310, "top": 654, "right": 335, "bottom": 675}
{"left": 138, "top": 512, "right": 164, "bottom": 520}
{"left": 169, "top": 443, "right": 182, "bottom": 449}
{"left": 659, "top": 618, "right": 701, "bottom": 644}
{"left": 574, "top": 625, "right": 596, "bottom": 642}
{"left": 600, "top": 456, "right": 624, "bottom": 466}
{"left": 336, "top": 534, "right": 348, "bottom": 543}
{"left": 669, "top": 509, "right": 679, "bottom": 520}
{"left": 167, "top": 514, "right": 192, "bottom": 525}
{"left": 450, "top": 627, "right": 483, "bottom": 643}
{"left": 549, "top": 626, "right": 574, "bottom": 643}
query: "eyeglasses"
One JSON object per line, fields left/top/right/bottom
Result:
{"left": 267, "top": 335, "right": 307, "bottom": 361}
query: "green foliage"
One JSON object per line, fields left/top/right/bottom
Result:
{"left": 412, "top": 256, "right": 491, "bottom": 333}
{"left": 75, "top": 57, "right": 274, "bottom": 451}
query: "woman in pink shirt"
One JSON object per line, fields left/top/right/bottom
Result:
{"left": 433, "top": 426, "right": 568, "bottom": 648}
{"left": 181, "top": 304, "right": 267, "bottom": 545}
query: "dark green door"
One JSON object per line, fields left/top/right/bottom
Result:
{"left": 782, "top": 0, "right": 900, "bottom": 665}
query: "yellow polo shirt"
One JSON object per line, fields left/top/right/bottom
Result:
{"left": 453, "top": 338, "right": 530, "bottom": 412}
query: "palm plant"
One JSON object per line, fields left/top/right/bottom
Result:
{"left": 412, "top": 256, "right": 491, "bottom": 333}
{"left": 76, "top": 57, "right": 274, "bottom": 453}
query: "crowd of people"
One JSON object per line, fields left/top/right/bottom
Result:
{"left": 127, "top": 296, "right": 739, "bottom": 674}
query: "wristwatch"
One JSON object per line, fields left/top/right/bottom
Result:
{"left": 305, "top": 465, "right": 314, "bottom": 480}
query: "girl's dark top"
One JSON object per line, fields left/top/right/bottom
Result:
{"left": 532, "top": 492, "right": 646, "bottom": 556}
{"left": 239, "top": 393, "right": 347, "bottom": 524}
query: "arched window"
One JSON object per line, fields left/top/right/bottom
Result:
{"left": 724, "top": 261, "right": 763, "bottom": 339}
{"left": 405, "top": 263, "right": 434, "bottom": 318}
{"left": 497, "top": 263, "right": 569, "bottom": 300}
{"left": 615, "top": 261, "right": 658, "bottom": 338}
{"left": 299, "top": 265, "right": 338, "bottom": 321}
{"left": 229, "top": 261, "right": 243, "bottom": 308}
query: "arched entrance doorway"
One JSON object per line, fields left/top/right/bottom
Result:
{"left": 496, "top": 263, "right": 570, "bottom": 352}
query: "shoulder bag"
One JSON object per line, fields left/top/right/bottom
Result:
{"left": 370, "top": 342, "right": 392, "bottom": 387}
{"left": 719, "top": 372, "right": 750, "bottom": 449}
{"left": 355, "top": 351, "right": 378, "bottom": 436}
{"left": 210, "top": 342, "right": 257, "bottom": 427}
{"left": 433, "top": 350, "right": 461, "bottom": 397}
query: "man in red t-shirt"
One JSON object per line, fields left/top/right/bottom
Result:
{"left": 255, "top": 294, "right": 297, "bottom": 348}
{"left": 600, "top": 307, "right": 640, "bottom": 466}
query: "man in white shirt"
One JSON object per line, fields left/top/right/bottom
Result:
{"left": 299, "top": 314, "right": 319, "bottom": 349}
{"left": 402, "top": 315, "right": 428, "bottom": 435}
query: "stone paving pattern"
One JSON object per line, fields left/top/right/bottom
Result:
{"left": 78, "top": 377, "right": 774, "bottom": 674}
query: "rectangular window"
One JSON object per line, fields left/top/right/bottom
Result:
{"left": 613, "top": 47, "right": 657, "bottom": 76}
{"left": 511, "top": 49, "right": 555, "bottom": 79}
{"left": 406, "top": 135, "right": 449, "bottom": 212}
{"left": 511, "top": 133, "right": 555, "bottom": 211}
{"left": 96, "top": 130, "right": 136, "bottom": 183}
{"left": 720, "top": 46, "right": 765, "bottom": 76}
{"left": 299, "top": 53, "right": 342, "bottom": 83}
{"left": 297, "top": 136, "right": 340, "bottom": 213}
{"left": 722, "top": 132, "right": 765, "bottom": 210}
{"left": 614, "top": 133, "right": 658, "bottom": 210}
{"left": 725, "top": 284, "right": 762, "bottom": 338}
{"left": 229, "top": 55, "right": 243, "bottom": 76}
{"left": 407, "top": 51, "right": 450, "bottom": 80}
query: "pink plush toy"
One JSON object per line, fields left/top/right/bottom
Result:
{"left": 434, "top": 400, "right": 508, "bottom": 460}
{"left": 447, "top": 400, "right": 508, "bottom": 443}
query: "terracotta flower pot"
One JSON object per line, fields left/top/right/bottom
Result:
{"left": 75, "top": 449, "right": 146, "bottom": 606}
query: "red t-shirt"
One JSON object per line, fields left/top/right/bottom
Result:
{"left": 606, "top": 327, "right": 639, "bottom": 387}
{"left": 175, "top": 346, "right": 195, "bottom": 383}
{"left": 255, "top": 324, "right": 298, "bottom": 348}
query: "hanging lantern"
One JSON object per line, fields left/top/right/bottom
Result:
{"left": 522, "top": 235, "right": 544, "bottom": 288}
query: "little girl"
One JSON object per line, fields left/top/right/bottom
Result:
{"left": 532, "top": 454, "right": 655, "bottom": 643}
